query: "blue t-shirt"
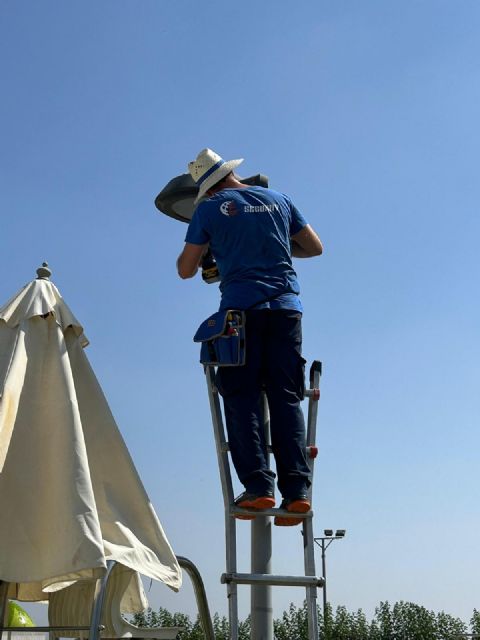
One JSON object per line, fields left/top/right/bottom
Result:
{"left": 185, "top": 186, "right": 307, "bottom": 311}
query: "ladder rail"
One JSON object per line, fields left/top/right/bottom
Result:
{"left": 205, "top": 366, "right": 235, "bottom": 507}
{"left": 304, "top": 361, "right": 322, "bottom": 640}
{"left": 204, "top": 366, "right": 239, "bottom": 640}
{"left": 204, "top": 360, "right": 323, "bottom": 640}
{"left": 306, "top": 362, "right": 322, "bottom": 453}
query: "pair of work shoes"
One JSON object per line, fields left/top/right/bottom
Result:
{"left": 234, "top": 492, "right": 275, "bottom": 520}
{"left": 234, "top": 492, "right": 310, "bottom": 526}
{"left": 274, "top": 497, "right": 311, "bottom": 526}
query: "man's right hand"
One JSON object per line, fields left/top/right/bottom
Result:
{"left": 291, "top": 225, "right": 323, "bottom": 258}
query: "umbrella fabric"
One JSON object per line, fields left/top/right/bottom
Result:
{"left": 0, "top": 278, "right": 181, "bottom": 604}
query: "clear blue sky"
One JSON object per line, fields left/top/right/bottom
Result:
{"left": 1, "top": 0, "right": 479, "bottom": 626}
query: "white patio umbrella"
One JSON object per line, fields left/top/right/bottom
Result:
{"left": 0, "top": 264, "right": 181, "bottom": 608}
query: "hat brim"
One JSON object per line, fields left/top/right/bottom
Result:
{"left": 194, "top": 158, "right": 244, "bottom": 203}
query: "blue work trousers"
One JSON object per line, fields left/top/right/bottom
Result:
{"left": 216, "top": 310, "right": 311, "bottom": 499}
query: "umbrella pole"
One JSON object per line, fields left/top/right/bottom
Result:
{"left": 0, "top": 581, "right": 8, "bottom": 636}
{"left": 250, "top": 394, "right": 273, "bottom": 640}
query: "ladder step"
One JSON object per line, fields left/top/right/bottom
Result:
{"left": 221, "top": 573, "right": 324, "bottom": 588}
{"left": 230, "top": 506, "right": 313, "bottom": 519}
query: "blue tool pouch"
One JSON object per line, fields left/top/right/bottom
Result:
{"left": 193, "top": 310, "right": 246, "bottom": 366}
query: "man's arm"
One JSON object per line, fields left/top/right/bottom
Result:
{"left": 291, "top": 224, "right": 323, "bottom": 258}
{"left": 177, "top": 242, "right": 208, "bottom": 279}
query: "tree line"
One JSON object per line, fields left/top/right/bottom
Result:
{"left": 131, "top": 600, "right": 480, "bottom": 639}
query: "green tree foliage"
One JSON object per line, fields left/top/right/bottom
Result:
{"left": 328, "top": 605, "right": 372, "bottom": 640}
{"left": 435, "top": 610, "right": 468, "bottom": 640}
{"left": 392, "top": 601, "right": 437, "bottom": 639}
{"left": 274, "top": 600, "right": 310, "bottom": 640}
{"left": 131, "top": 607, "right": 197, "bottom": 639}
{"left": 370, "top": 601, "right": 468, "bottom": 640}
{"left": 372, "top": 601, "right": 394, "bottom": 640}
{"left": 129, "top": 601, "right": 473, "bottom": 639}
{"left": 471, "top": 610, "right": 480, "bottom": 637}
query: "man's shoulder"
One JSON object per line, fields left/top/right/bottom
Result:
{"left": 193, "top": 196, "right": 219, "bottom": 217}
{"left": 243, "top": 186, "right": 290, "bottom": 201}
{"left": 250, "top": 187, "right": 295, "bottom": 211}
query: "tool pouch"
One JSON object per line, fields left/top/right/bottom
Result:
{"left": 194, "top": 310, "right": 246, "bottom": 366}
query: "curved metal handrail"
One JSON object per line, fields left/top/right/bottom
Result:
{"left": 176, "top": 556, "right": 215, "bottom": 640}
{"left": 1, "top": 556, "right": 215, "bottom": 640}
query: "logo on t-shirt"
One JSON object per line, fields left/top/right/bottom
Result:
{"left": 220, "top": 201, "right": 239, "bottom": 217}
{"left": 244, "top": 204, "right": 280, "bottom": 213}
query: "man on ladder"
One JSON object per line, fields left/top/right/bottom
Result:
{"left": 177, "top": 148, "right": 323, "bottom": 525}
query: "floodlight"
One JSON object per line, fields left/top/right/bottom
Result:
{"left": 323, "top": 529, "right": 333, "bottom": 537}
{"left": 335, "top": 529, "right": 346, "bottom": 538}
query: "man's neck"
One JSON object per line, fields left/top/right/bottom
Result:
{"left": 210, "top": 177, "right": 247, "bottom": 196}
{"left": 226, "top": 177, "right": 247, "bottom": 189}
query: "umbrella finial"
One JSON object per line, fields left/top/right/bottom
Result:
{"left": 36, "top": 262, "right": 52, "bottom": 280}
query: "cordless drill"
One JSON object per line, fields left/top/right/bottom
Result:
{"left": 201, "top": 249, "right": 221, "bottom": 284}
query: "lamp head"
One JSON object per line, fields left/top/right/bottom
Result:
{"left": 155, "top": 173, "right": 269, "bottom": 223}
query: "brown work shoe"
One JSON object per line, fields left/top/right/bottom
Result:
{"left": 274, "top": 497, "right": 311, "bottom": 526}
{"left": 234, "top": 492, "right": 275, "bottom": 520}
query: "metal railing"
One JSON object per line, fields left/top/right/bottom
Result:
{"left": 1, "top": 556, "right": 214, "bottom": 640}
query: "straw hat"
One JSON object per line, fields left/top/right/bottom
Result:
{"left": 188, "top": 148, "right": 243, "bottom": 203}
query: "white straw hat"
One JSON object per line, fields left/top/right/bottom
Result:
{"left": 188, "top": 148, "right": 244, "bottom": 203}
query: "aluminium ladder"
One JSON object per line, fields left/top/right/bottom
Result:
{"left": 204, "top": 360, "right": 324, "bottom": 640}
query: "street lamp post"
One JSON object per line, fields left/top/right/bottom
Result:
{"left": 314, "top": 529, "right": 346, "bottom": 622}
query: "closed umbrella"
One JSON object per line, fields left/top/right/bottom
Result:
{"left": 0, "top": 264, "right": 181, "bottom": 607}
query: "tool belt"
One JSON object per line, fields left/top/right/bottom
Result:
{"left": 194, "top": 310, "right": 246, "bottom": 366}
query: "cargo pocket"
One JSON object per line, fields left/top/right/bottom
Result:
{"left": 298, "top": 356, "right": 307, "bottom": 401}
{"left": 215, "top": 366, "right": 249, "bottom": 398}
